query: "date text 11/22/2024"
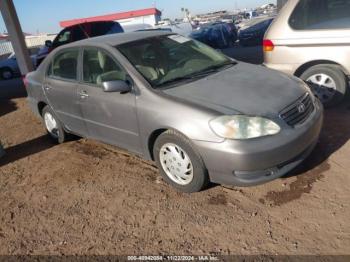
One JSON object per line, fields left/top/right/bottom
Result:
{"left": 127, "top": 255, "right": 219, "bottom": 261}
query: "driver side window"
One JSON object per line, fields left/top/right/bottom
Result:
{"left": 54, "top": 29, "right": 72, "bottom": 48}
{"left": 83, "top": 48, "right": 126, "bottom": 87}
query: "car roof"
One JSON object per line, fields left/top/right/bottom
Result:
{"left": 61, "top": 30, "right": 173, "bottom": 48}
{"left": 65, "top": 20, "right": 120, "bottom": 30}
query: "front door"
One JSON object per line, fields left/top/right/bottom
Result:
{"left": 44, "top": 48, "right": 87, "bottom": 136}
{"left": 77, "top": 47, "right": 141, "bottom": 154}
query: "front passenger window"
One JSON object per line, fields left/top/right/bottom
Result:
{"left": 50, "top": 49, "right": 79, "bottom": 80}
{"left": 83, "top": 48, "right": 126, "bottom": 86}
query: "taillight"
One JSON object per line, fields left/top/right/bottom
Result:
{"left": 263, "top": 39, "right": 274, "bottom": 52}
{"left": 22, "top": 75, "right": 29, "bottom": 88}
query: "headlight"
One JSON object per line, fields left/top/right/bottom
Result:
{"left": 209, "top": 115, "right": 281, "bottom": 140}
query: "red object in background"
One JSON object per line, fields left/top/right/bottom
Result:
{"left": 22, "top": 75, "right": 29, "bottom": 88}
{"left": 60, "top": 8, "right": 161, "bottom": 28}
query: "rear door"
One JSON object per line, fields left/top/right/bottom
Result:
{"left": 76, "top": 47, "right": 141, "bottom": 153}
{"left": 44, "top": 48, "right": 88, "bottom": 136}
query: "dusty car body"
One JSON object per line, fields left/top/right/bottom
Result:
{"left": 25, "top": 31, "right": 323, "bottom": 192}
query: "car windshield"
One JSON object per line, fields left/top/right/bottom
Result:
{"left": 117, "top": 34, "right": 233, "bottom": 88}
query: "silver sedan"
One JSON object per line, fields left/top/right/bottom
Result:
{"left": 25, "top": 31, "right": 323, "bottom": 193}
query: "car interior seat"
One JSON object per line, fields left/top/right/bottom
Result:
{"left": 58, "top": 58, "right": 77, "bottom": 79}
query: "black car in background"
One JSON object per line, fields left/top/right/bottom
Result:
{"left": 238, "top": 17, "right": 274, "bottom": 46}
{"left": 35, "top": 21, "right": 124, "bottom": 66}
{"left": 190, "top": 22, "right": 238, "bottom": 49}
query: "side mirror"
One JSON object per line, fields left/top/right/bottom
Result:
{"left": 45, "top": 40, "right": 52, "bottom": 47}
{"left": 102, "top": 80, "right": 131, "bottom": 93}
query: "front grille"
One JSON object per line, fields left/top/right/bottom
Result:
{"left": 280, "top": 93, "right": 315, "bottom": 127}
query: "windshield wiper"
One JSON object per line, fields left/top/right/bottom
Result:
{"left": 155, "top": 75, "right": 197, "bottom": 88}
{"left": 156, "top": 61, "right": 237, "bottom": 88}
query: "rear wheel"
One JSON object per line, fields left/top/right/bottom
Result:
{"left": 153, "top": 130, "right": 209, "bottom": 193}
{"left": 42, "top": 106, "right": 68, "bottom": 144}
{"left": 300, "top": 65, "right": 348, "bottom": 107}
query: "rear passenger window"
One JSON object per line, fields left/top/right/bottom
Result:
{"left": 83, "top": 48, "right": 126, "bottom": 86}
{"left": 289, "top": 0, "right": 350, "bottom": 30}
{"left": 49, "top": 50, "right": 79, "bottom": 80}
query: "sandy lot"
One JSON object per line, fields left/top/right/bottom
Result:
{"left": 0, "top": 98, "right": 349, "bottom": 255}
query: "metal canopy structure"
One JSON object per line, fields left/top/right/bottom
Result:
{"left": 0, "top": 0, "right": 34, "bottom": 158}
{"left": 0, "top": 0, "right": 33, "bottom": 75}
{"left": 277, "top": 0, "right": 289, "bottom": 12}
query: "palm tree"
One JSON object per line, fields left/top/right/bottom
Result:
{"left": 181, "top": 7, "right": 191, "bottom": 23}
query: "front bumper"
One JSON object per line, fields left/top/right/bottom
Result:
{"left": 193, "top": 100, "right": 323, "bottom": 186}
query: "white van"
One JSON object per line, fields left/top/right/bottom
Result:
{"left": 264, "top": 0, "right": 350, "bottom": 107}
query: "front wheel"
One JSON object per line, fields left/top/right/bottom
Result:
{"left": 42, "top": 106, "right": 68, "bottom": 144}
{"left": 301, "top": 65, "right": 348, "bottom": 108}
{"left": 153, "top": 130, "right": 209, "bottom": 193}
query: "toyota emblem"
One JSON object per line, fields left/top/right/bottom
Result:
{"left": 298, "top": 102, "right": 306, "bottom": 113}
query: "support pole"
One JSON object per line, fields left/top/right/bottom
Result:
{"left": 277, "top": 0, "right": 289, "bottom": 12}
{"left": 0, "top": 0, "right": 33, "bottom": 75}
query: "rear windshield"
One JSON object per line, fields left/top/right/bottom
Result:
{"left": 289, "top": 0, "right": 350, "bottom": 30}
{"left": 91, "top": 22, "right": 124, "bottom": 36}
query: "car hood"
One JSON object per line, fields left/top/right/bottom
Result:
{"left": 163, "top": 62, "right": 306, "bottom": 116}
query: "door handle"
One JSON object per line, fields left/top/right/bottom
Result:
{"left": 79, "top": 90, "right": 89, "bottom": 99}
{"left": 44, "top": 85, "right": 51, "bottom": 91}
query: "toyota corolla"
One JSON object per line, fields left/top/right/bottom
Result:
{"left": 25, "top": 31, "right": 323, "bottom": 193}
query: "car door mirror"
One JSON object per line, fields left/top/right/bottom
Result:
{"left": 45, "top": 40, "right": 53, "bottom": 47}
{"left": 102, "top": 80, "right": 131, "bottom": 93}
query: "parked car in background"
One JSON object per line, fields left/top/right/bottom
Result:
{"left": 25, "top": 31, "right": 323, "bottom": 193}
{"left": 35, "top": 21, "right": 124, "bottom": 67}
{"left": 123, "top": 23, "right": 172, "bottom": 33}
{"left": 239, "top": 17, "right": 274, "bottom": 46}
{"left": 264, "top": 0, "right": 350, "bottom": 107}
{"left": 122, "top": 23, "right": 154, "bottom": 32}
{"left": 190, "top": 22, "right": 238, "bottom": 49}
{"left": 0, "top": 52, "right": 36, "bottom": 80}
{"left": 244, "top": 11, "right": 258, "bottom": 20}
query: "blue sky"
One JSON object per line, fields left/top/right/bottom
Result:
{"left": 1, "top": 0, "right": 275, "bottom": 34}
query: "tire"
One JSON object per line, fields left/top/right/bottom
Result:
{"left": 0, "top": 67, "right": 14, "bottom": 80}
{"left": 42, "top": 106, "right": 68, "bottom": 144}
{"left": 300, "top": 65, "right": 348, "bottom": 108}
{"left": 153, "top": 130, "right": 209, "bottom": 193}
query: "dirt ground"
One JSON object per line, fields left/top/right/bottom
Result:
{"left": 0, "top": 98, "right": 349, "bottom": 256}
